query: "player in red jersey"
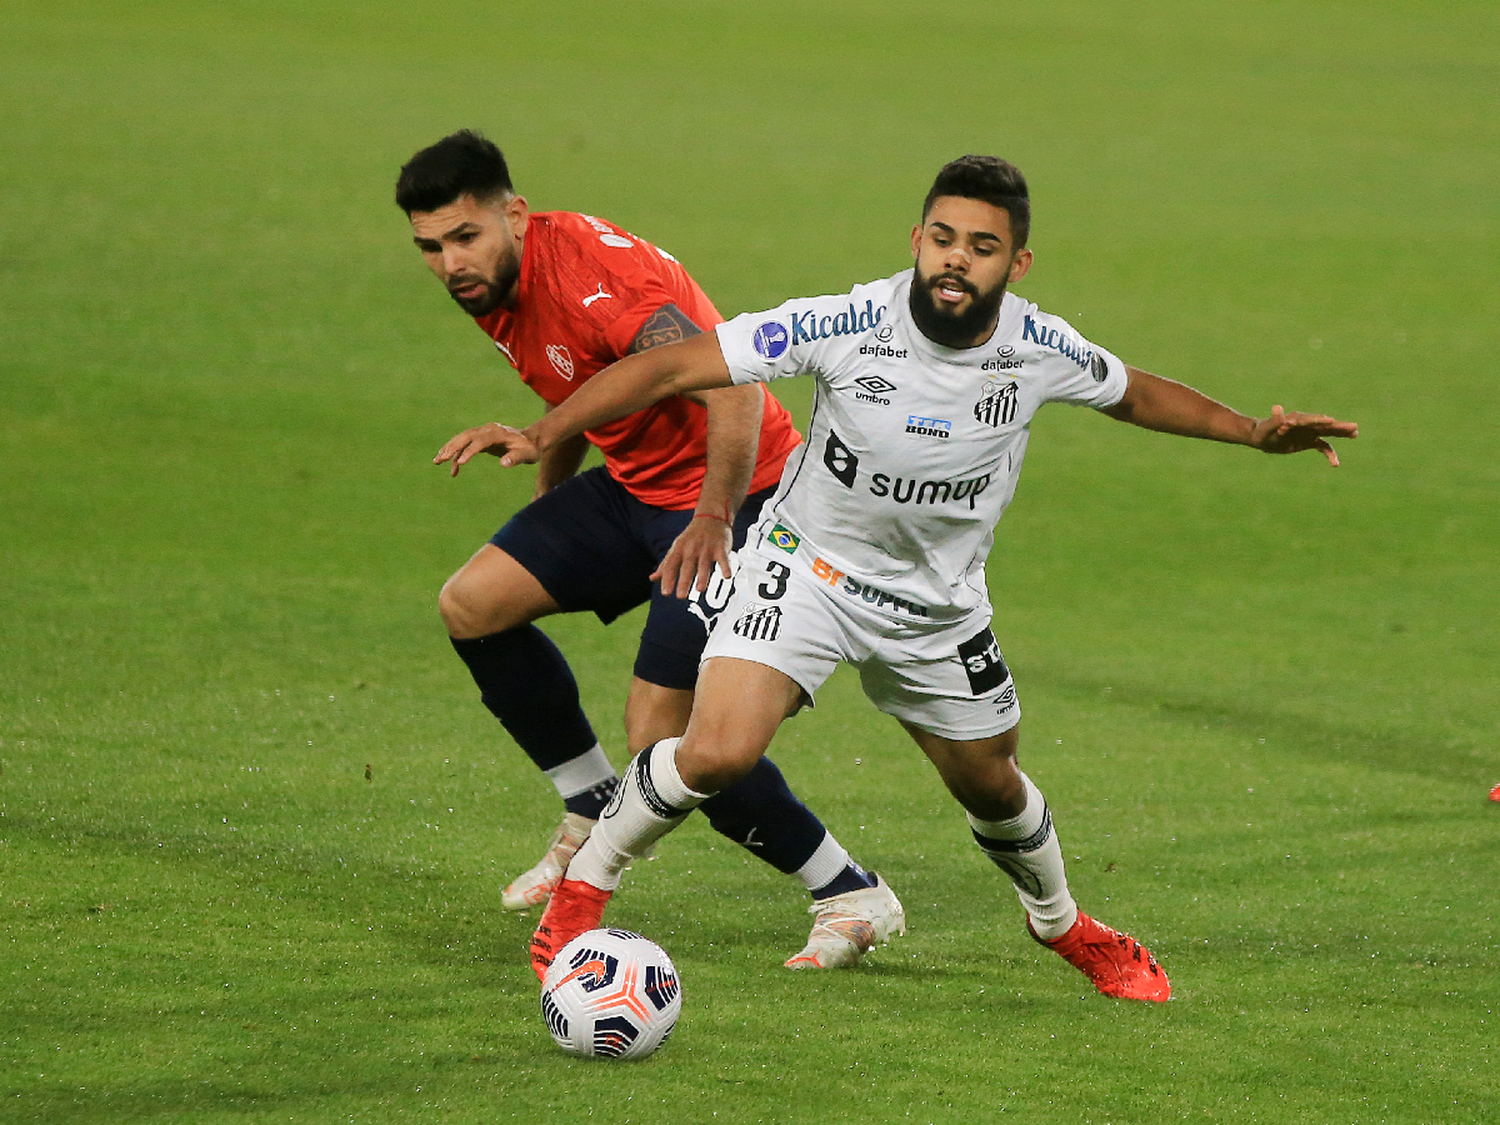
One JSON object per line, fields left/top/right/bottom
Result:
{"left": 395, "top": 132, "right": 904, "bottom": 970}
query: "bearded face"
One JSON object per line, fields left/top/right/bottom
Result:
{"left": 444, "top": 237, "right": 520, "bottom": 317}
{"left": 907, "top": 259, "right": 1009, "bottom": 349}
{"left": 906, "top": 196, "right": 1030, "bottom": 350}
{"left": 409, "top": 193, "right": 527, "bottom": 319}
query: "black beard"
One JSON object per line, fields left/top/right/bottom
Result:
{"left": 447, "top": 255, "right": 520, "bottom": 317}
{"left": 908, "top": 267, "right": 1006, "bottom": 348}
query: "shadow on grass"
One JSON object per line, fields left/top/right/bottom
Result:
{"left": 1037, "top": 666, "right": 1490, "bottom": 785}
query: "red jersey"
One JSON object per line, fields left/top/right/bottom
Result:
{"left": 475, "top": 211, "right": 801, "bottom": 509}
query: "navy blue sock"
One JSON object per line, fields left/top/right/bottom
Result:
{"left": 699, "top": 756, "right": 831, "bottom": 875}
{"left": 812, "top": 862, "right": 878, "bottom": 899}
{"left": 450, "top": 629, "right": 615, "bottom": 817}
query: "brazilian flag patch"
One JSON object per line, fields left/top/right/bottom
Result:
{"left": 768, "top": 524, "right": 800, "bottom": 554}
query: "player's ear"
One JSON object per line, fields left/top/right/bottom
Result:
{"left": 505, "top": 194, "right": 530, "bottom": 239}
{"left": 910, "top": 223, "right": 923, "bottom": 259}
{"left": 1007, "top": 248, "right": 1033, "bottom": 284}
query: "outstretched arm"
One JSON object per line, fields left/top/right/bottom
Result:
{"left": 435, "top": 331, "right": 734, "bottom": 474}
{"left": 1102, "top": 366, "right": 1358, "bottom": 466}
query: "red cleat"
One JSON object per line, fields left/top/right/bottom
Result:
{"left": 1031, "top": 910, "right": 1171, "bottom": 1002}
{"left": 1489, "top": 784, "right": 1500, "bottom": 803}
{"left": 529, "top": 878, "right": 613, "bottom": 982}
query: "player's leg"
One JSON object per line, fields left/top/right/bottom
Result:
{"left": 632, "top": 506, "right": 899, "bottom": 964}
{"left": 631, "top": 620, "right": 887, "bottom": 909}
{"left": 863, "top": 617, "right": 1168, "bottom": 1001}
{"left": 902, "top": 719, "right": 1168, "bottom": 1001}
{"left": 900, "top": 721, "right": 1077, "bottom": 939}
{"left": 443, "top": 469, "right": 662, "bottom": 909}
{"left": 440, "top": 543, "right": 619, "bottom": 908}
{"left": 529, "top": 656, "right": 800, "bottom": 978}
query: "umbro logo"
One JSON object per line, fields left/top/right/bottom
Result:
{"left": 855, "top": 375, "right": 897, "bottom": 394}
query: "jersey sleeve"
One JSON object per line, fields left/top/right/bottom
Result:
{"left": 599, "top": 276, "right": 681, "bottom": 359}
{"left": 715, "top": 307, "right": 798, "bottom": 385}
{"left": 1036, "top": 325, "right": 1129, "bottom": 410}
{"left": 539, "top": 213, "right": 715, "bottom": 363}
{"left": 715, "top": 289, "right": 880, "bottom": 385}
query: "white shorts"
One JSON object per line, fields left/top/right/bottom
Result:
{"left": 700, "top": 546, "right": 1021, "bottom": 742}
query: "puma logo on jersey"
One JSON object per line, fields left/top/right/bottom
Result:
{"left": 582, "top": 284, "right": 613, "bottom": 308}
{"left": 686, "top": 567, "right": 736, "bottom": 635}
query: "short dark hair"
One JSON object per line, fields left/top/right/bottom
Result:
{"left": 922, "top": 155, "right": 1031, "bottom": 248}
{"left": 395, "top": 129, "right": 513, "bottom": 214}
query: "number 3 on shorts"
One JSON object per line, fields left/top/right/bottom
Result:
{"left": 757, "top": 561, "right": 790, "bottom": 601}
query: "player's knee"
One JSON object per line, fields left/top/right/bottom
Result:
{"left": 960, "top": 755, "right": 1026, "bottom": 820}
{"left": 674, "top": 734, "right": 761, "bottom": 795}
{"left": 623, "top": 682, "right": 694, "bottom": 754}
{"left": 439, "top": 571, "right": 504, "bottom": 638}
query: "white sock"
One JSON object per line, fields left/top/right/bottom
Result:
{"left": 967, "top": 770, "right": 1078, "bottom": 941}
{"left": 794, "top": 831, "right": 850, "bottom": 892}
{"left": 566, "top": 738, "right": 711, "bottom": 891}
{"left": 545, "top": 742, "right": 617, "bottom": 800}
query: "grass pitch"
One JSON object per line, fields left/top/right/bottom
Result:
{"left": 2, "top": 2, "right": 1497, "bottom": 1122}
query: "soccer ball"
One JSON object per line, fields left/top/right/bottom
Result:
{"left": 539, "top": 928, "right": 682, "bottom": 1059}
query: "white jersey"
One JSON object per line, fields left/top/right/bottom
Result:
{"left": 715, "top": 269, "right": 1128, "bottom": 619}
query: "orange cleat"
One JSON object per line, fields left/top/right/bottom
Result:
{"left": 1489, "top": 784, "right": 1500, "bottom": 802}
{"left": 1031, "top": 910, "right": 1171, "bottom": 1002}
{"left": 529, "top": 878, "right": 613, "bottom": 982}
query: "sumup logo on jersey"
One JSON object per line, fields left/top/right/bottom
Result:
{"left": 870, "top": 471, "right": 991, "bottom": 510}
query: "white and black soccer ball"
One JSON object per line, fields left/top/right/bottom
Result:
{"left": 539, "top": 928, "right": 682, "bottom": 1060}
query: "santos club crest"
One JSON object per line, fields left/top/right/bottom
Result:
{"left": 974, "top": 380, "right": 1019, "bottom": 428}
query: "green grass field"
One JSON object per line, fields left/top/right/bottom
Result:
{"left": 3, "top": 1, "right": 1497, "bottom": 1121}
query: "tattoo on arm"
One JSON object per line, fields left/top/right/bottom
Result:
{"left": 628, "top": 303, "right": 703, "bottom": 354}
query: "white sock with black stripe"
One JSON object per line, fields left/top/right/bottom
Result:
{"left": 967, "top": 770, "right": 1078, "bottom": 941}
{"left": 565, "top": 737, "right": 710, "bottom": 891}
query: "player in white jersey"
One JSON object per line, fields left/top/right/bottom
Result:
{"left": 454, "top": 156, "right": 1357, "bottom": 1001}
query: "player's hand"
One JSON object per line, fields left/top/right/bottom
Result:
{"left": 652, "top": 516, "right": 733, "bottom": 599}
{"left": 1249, "top": 405, "right": 1359, "bottom": 466}
{"left": 433, "top": 423, "right": 539, "bottom": 477}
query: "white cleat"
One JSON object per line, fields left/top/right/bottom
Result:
{"left": 501, "top": 812, "right": 594, "bottom": 911}
{"left": 785, "top": 874, "right": 906, "bottom": 969}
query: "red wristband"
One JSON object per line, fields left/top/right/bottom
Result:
{"left": 692, "top": 511, "right": 732, "bottom": 525}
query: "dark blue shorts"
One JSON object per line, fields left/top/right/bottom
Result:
{"left": 490, "top": 466, "right": 776, "bottom": 691}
